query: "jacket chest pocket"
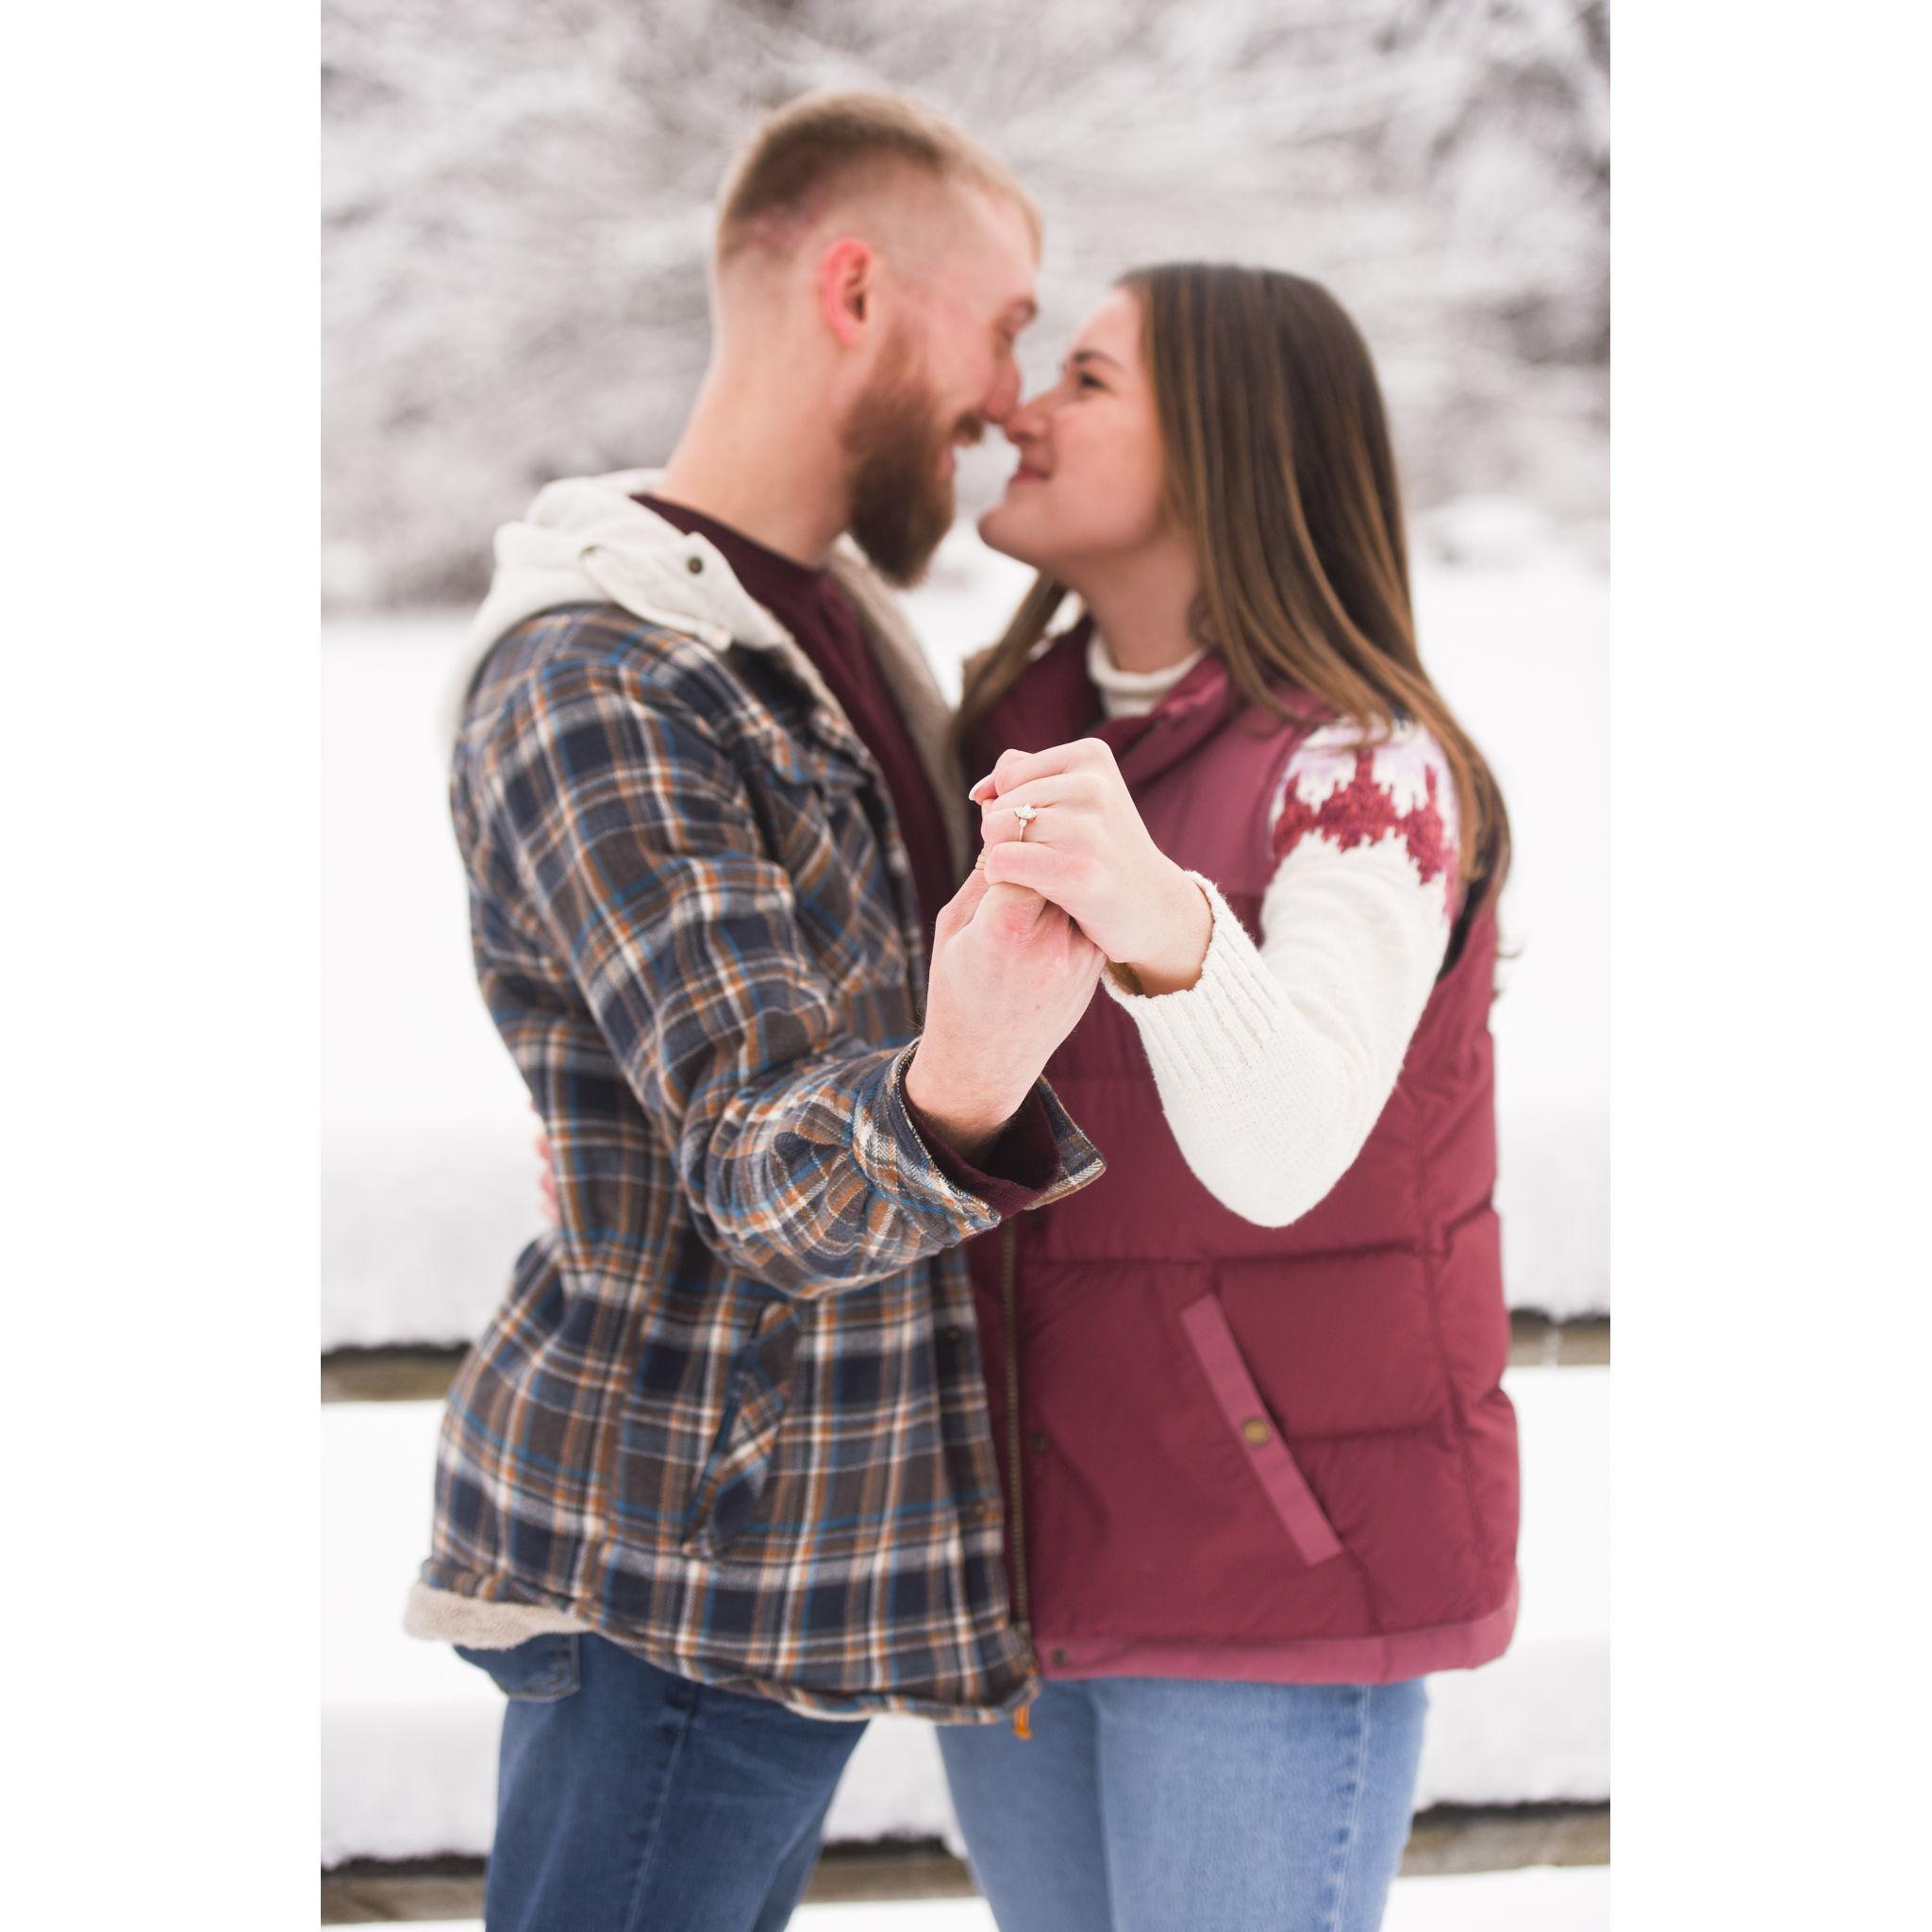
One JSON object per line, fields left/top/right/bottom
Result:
{"left": 1178, "top": 1292, "right": 1343, "bottom": 1568}
{"left": 754, "top": 759, "right": 914, "bottom": 999}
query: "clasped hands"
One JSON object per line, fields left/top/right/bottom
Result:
{"left": 533, "top": 738, "right": 1219, "bottom": 1208}
{"left": 905, "top": 738, "right": 1211, "bottom": 1163}
{"left": 970, "top": 737, "right": 1212, "bottom": 994}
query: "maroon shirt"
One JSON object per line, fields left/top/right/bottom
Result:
{"left": 637, "top": 493, "right": 1053, "bottom": 1210}
{"left": 637, "top": 495, "right": 958, "bottom": 956}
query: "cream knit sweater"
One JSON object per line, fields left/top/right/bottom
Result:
{"left": 1086, "top": 630, "right": 1460, "bottom": 1228}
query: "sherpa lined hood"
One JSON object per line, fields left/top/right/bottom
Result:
{"left": 467, "top": 468, "right": 796, "bottom": 668}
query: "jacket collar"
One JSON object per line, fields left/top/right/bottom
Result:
{"left": 461, "top": 469, "right": 971, "bottom": 876}
{"left": 471, "top": 468, "right": 800, "bottom": 659}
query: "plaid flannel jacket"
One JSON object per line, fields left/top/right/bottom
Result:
{"left": 411, "top": 578, "right": 1104, "bottom": 1721}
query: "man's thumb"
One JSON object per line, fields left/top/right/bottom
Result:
{"left": 976, "top": 879, "right": 1051, "bottom": 939}
{"left": 943, "top": 863, "right": 994, "bottom": 928}
{"left": 935, "top": 863, "right": 1004, "bottom": 947}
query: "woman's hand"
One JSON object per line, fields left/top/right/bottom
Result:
{"left": 971, "top": 738, "right": 1212, "bottom": 995}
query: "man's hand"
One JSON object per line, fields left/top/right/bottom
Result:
{"left": 906, "top": 868, "right": 1105, "bottom": 1162}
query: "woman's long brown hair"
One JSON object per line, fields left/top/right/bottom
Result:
{"left": 953, "top": 263, "right": 1511, "bottom": 906}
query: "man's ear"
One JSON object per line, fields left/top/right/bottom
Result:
{"left": 817, "top": 237, "right": 873, "bottom": 347}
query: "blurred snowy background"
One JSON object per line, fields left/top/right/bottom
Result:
{"left": 322, "top": 0, "right": 1609, "bottom": 1903}
{"left": 323, "top": 0, "right": 1607, "bottom": 607}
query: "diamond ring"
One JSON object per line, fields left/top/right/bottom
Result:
{"left": 1011, "top": 804, "right": 1040, "bottom": 840}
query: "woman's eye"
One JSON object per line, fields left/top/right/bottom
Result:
{"left": 1075, "top": 373, "right": 1104, "bottom": 391}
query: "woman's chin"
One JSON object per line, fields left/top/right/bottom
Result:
{"left": 976, "top": 500, "right": 1042, "bottom": 564}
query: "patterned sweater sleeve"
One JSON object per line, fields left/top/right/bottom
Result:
{"left": 468, "top": 654, "right": 1104, "bottom": 1295}
{"left": 1099, "top": 718, "right": 1462, "bottom": 1227}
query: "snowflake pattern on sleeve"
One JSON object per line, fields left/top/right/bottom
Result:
{"left": 1267, "top": 718, "right": 1463, "bottom": 924}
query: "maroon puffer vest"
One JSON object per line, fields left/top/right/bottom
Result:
{"left": 962, "top": 624, "right": 1519, "bottom": 1685}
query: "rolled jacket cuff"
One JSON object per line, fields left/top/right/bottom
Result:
{"left": 904, "top": 1086, "right": 1062, "bottom": 1217}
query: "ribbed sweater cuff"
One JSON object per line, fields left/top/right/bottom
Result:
{"left": 1101, "top": 872, "right": 1283, "bottom": 1084}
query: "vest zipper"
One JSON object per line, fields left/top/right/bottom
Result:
{"left": 1001, "top": 1215, "right": 1038, "bottom": 1739}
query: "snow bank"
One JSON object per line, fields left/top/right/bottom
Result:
{"left": 323, "top": 546, "right": 1607, "bottom": 1347}
{"left": 321, "top": 1367, "right": 1606, "bottom": 1866}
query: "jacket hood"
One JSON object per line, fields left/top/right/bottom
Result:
{"left": 467, "top": 468, "right": 800, "bottom": 667}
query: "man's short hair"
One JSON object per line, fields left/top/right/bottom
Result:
{"left": 715, "top": 90, "right": 1040, "bottom": 265}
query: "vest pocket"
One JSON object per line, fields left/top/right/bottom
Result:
{"left": 1178, "top": 1292, "right": 1343, "bottom": 1568}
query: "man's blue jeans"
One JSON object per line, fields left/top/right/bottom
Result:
{"left": 456, "top": 1630, "right": 866, "bottom": 1931}
{"left": 938, "top": 1674, "right": 1429, "bottom": 1932}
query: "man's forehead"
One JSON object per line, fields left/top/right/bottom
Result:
{"left": 942, "top": 184, "right": 1040, "bottom": 300}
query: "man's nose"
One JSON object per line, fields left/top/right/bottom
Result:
{"left": 980, "top": 360, "right": 1024, "bottom": 427}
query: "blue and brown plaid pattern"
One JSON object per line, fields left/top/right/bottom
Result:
{"left": 417, "top": 603, "right": 1104, "bottom": 1720}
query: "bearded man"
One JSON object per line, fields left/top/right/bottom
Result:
{"left": 402, "top": 90, "right": 1107, "bottom": 1930}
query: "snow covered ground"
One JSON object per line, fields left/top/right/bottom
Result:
{"left": 322, "top": 532, "right": 1608, "bottom": 1349}
{"left": 321, "top": 1365, "right": 1606, "bottom": 1868}
{"left": 393, "top": 1861, "right": 1610, "bottom": 1931}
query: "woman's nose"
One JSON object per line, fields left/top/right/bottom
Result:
{"left": 1004, "top": 394, "right": 1050, "bottom": 445}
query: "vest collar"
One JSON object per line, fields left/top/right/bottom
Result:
{"left": 981, "top": 615, "right": 1323, "bottom": 795}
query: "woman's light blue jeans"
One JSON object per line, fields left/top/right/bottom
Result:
{"left": 937, "top": 1674, "right": 1428, "bottom": 1932}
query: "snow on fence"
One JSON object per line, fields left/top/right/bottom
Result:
{"left": 322, "top": 1365, "right": 1607, "bottom": 1867}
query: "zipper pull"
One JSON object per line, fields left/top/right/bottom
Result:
{"left": 1012, "top": 1620, "right": 1038, "bottom": 1740}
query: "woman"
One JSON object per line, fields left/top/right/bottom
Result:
{"left": 936, "top": 262, "right": 1519, "bottom": 1932}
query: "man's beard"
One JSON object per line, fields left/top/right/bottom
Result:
{"left": 841, "top": 332, "right": 977, "bottom": 588}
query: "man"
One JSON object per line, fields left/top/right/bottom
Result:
{"left": 403, "top": 91, "right": 1105, "bottom": 1929}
